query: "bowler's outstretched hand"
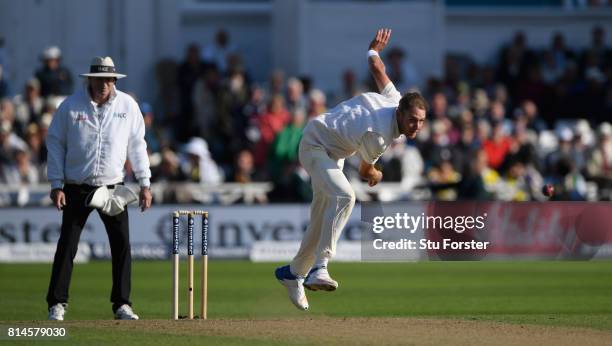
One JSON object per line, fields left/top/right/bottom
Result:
{"left": 369, "top": 28, "right": 392, "bottom": 53}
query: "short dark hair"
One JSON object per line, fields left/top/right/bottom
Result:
{"left": 398, "top": 92, "right": 428, "bottom": 115}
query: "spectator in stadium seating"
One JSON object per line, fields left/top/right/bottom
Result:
{"left": 0, "top": 147, "right": 39, "bottom": 185}
{"left": 430, "top": 149, "right": 492, "bottom": 200}
{"left": 504, "top": 118, "right": 539, "bottom": 171}
{"left": 583, "top": 63, "right": 607, "bottom": 123}
{"left": 268, "top": 69, "right": 285, "bottom": 97}
{"left": 453, "top": 122, "right": 479, "bottom": 176}
{"left": 550, "top": 32, "right": 575, "bottom": 74}
{"left": 38, "top": 111, "right": 52, "bottom": 141}
{"left": 386, "top": 47, "right": 421, "bottom": 92}
{"left": 192, "top": 67, "right": 222, "bottom": 141}
{"left": 429, "top": 92, "right": 448, "bottom": 119}
{"left": 586, "top": 122, "right": 612, "bottom": 190}
{"left": 230, "top": 149, "right": 257, "bottom": 183}
{"left": 154, "top": 58, "right": 181, "bottom": 141}
{"left": 474, "top": 118, "right": 490, "bottom": 148}
{"left": 202, "top": 29, "right": 235, "bottom": 74}
{"left": 492, "top": 84, "right": 511, "bottom": 114}
{"left": 286, "top": 77, "right": 307, "bottom": 114}
{"left": 552, "top": 60, "right": 583, "bottom": 117}
{"left": 549, "top": 157, "right": 587, "bottom": 201}
{"left": 471, "top": 88, "right": 490, "bottom": 118}
{"left": 150, "top": 148, "right": 185, "bottom": 203}
{"left": 504, "top": 141, "right": 545, "bottom": 201}
{"left": 515, "top": 99, "right": 547, "bottom": 133}
{"left": 546, "top": 127, "right": 586, "bottom": 175}
{"left": 488, "top": 100, "right": 513, "bottom": 135}
{"left": 217, "top": 63, "right": 251, "bottom": 155}
{"left": 378, "top": 137, "right": 423, "bottom": 187}
{"left": 0, "top": 120, "right": 26, "bottom": 164}
{"left": 497, "top": 31, "right": 536, "bottom": 99}
{"left": 541, "top": 50, "right": 564, "bottom": 84}
{"left": 13, "top": 78, "right": 44, "bottom": 135}
{"left": 253, "top": 94, "right": 290, "bottom": 168}
{"left": 447, "top": 83, "right": 470, "bottom": 119}
{"left": 178, "top": 43, "right": 206, "bottom": 132}
{"left": 0, "top": 97, "right": 16, "bottom": 130}
{"left": 421, "top": 119, "right": 452, "bottom": 170}
{"left": 268, "top": 108, "right": 308, "bottom": 202}
{"left": 483, "top": 121, "right": 511, "bottom": 171}
{"left": 580, "top": 25, "right": 611, "bottom": 75}
{"left": 333, "top": 69, "right": 362, "bottom": 105}
{"left": 24, "top": 123, "right": 46, "bottom": 173}
{"left": 241, "top": 85, "right": 267, "bottom": 146}
{"left": 399, "top": 141, "right": 426, "bottom": 192}
{"left": 152, "top": 148, "right": 185, "bottom": 182}
{"left": 500, "top": 159, "right": 530, "bottom": 201}
{"left": 140, "top": 102, "right": 161, "bottom": 154}
{"left": 457, "top": 149, "right": 492, "bottom": 200}
{"left": 35, "top": 46, "right": 73, "bottom": 97}
{"left": 269, "top": 108, "right": 306, "bottom": 183}
{"left": 307, "top": 89, "right": 327, "bottom": 118}
{"left": 181, "top": 137, "right": 223, "bottom": 185}
{"left": 428, "top": 159, "right": 461, "bottom": 200}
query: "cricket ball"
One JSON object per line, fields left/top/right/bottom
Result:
{"left": 542, "top": 184, "right": 554, "bottom": 198}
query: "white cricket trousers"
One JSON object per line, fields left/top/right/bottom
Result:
{"left": 290, "top": 142, "right": 356, "bottom": 277}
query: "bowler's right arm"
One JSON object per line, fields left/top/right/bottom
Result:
{"left": 368, "top": 28, "right": 392, "bottom": 93}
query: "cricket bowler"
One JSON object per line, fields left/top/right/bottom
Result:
{"left": 275, "top": 28, "right": 428, "bottom": 310}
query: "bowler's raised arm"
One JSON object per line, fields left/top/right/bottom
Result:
{"left": 368, "top": 28, "right": 392, "bottom": 93}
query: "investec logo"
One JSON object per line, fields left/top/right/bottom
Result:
{"left": 113, "top": 112, "right": 127, "bottom": 119}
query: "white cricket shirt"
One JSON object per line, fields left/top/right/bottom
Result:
{"left": 46, "top": 86, "right": 151, "bottom": 189}
{"left": 302, "top": 82, "right": 402, "bottom": 164}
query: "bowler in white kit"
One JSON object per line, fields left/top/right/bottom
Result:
{"left": 275, "top": 29, "right": 428, "bottom": 310}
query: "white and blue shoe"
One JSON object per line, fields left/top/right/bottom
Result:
{"left": 275, "top": 265, "right": 309, "bottom": 310}
{"left": 304, "top": 266, "right": 338, "bottom": 292}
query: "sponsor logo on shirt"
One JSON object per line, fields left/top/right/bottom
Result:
{"left": 113, "top": 112, "right": 127, "bottom": 119}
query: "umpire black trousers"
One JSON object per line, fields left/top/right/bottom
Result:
{"left": 46, "top": 183, "right": 132, "bottom": 312}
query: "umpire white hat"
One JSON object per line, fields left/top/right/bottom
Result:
{"left": 79, "top": 56, "right": 126, "bottom": 79}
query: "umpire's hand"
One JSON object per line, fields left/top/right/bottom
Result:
{"left": 139, "top": 186, "right": 152, "bottom": 212}
{"left": 50, "top": 188, "right": 66, "bottom": 211}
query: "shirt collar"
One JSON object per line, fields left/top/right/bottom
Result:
{"left": 85, "top": 85, "right": 117, "bottom": 108}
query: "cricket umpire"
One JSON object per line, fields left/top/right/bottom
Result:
{"left": 45, "top": 56, "right": 152, "bottom": 320}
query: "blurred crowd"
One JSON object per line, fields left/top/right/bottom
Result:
{"left": 0, "top": 26, "right": 610, "bottom": 203}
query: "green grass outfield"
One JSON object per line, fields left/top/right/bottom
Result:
{"left": 1, "top": 261, "right": 611, "bottom": 344}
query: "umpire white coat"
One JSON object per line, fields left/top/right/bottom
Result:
{"left": 46, "top": 86, "right": 151, "bottom": 189}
